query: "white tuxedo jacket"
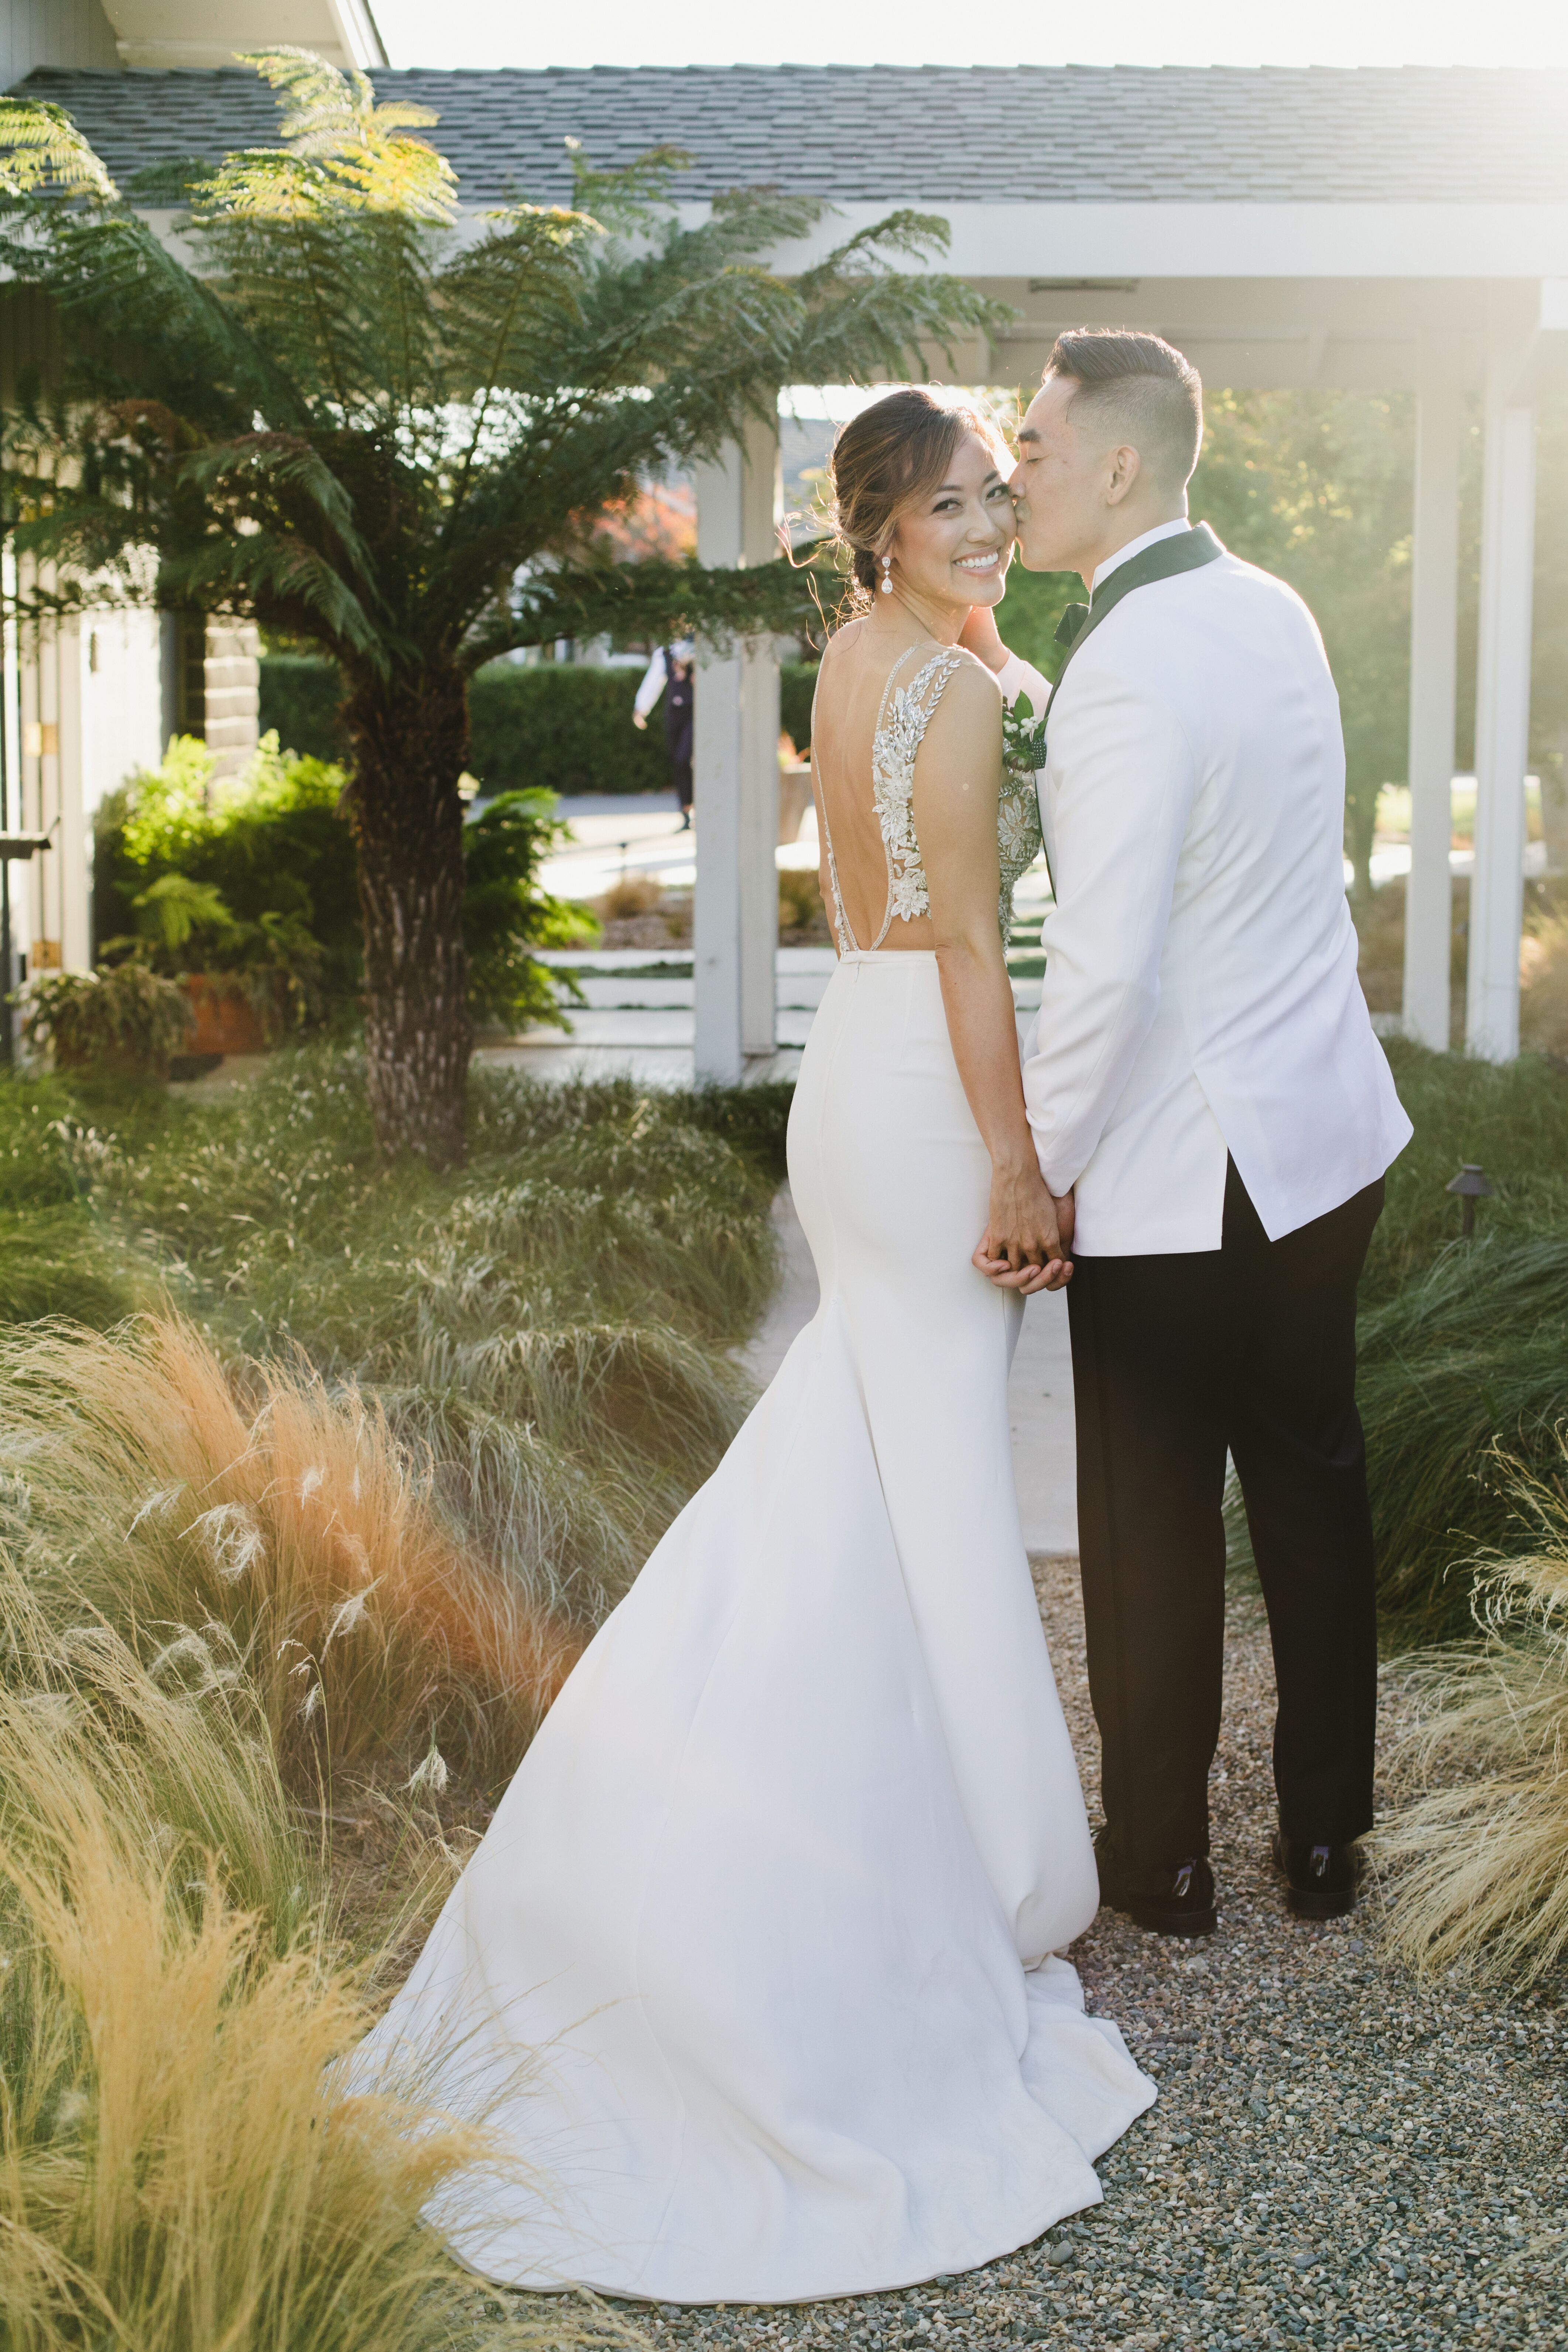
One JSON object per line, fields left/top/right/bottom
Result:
{"left": 1020, "top": 529, "right": 1411, "bottom": 1255}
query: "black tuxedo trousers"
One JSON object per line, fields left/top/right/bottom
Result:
{"left": 1065, "top": 1157, "right": 1384, "bottom": 1870}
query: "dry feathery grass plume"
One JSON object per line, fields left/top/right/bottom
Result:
{"left": 0, "top": 1612, "right": 635, "bottom": 2352}
{"left": 0, "top": 1316, "right": 582, "bottom": 1797}
{"left": 1371, "top": 1437, "right": 1568, "bottom": 1985}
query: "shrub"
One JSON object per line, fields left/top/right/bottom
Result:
{"left": 462, "top": 790, "right": 597, "bottom": 1033}
{"left": 468, "top": 664, "right": 675, "bottom": 797}
{"left": 259, "top": 649, "right": 345, "bottom": 761}
{"left": 100, "top": 740, "right": 592, "bottom": 1038}
{"left": 17, "top": 963, "right": 192, "bottom": 1078}
{"left": 466, "top": 659, "right": 824, "bottom": 795}
{"left": 96, "top": 734, "right": 359, "bottom": 1020}
{"left": 263, "top": 650, "right": 829, "bottom": 789}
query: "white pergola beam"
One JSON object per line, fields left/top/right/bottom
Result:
{"left": 1401, "top": 345, "right": 1461, "bottom": 1051}
{"left": 692, "top": 414, "right": 782, "bottom": 1085}
{"left": 1466, "top": 344, "right": 1537, "bottom": 1063}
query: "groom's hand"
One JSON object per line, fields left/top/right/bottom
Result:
{"left": 972, "top": 1174, "right": 1074, "bottom": 1293}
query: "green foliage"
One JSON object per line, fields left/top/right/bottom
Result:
{"left": 780, "top": 661, "right": 820, "bottom": 755}
{"left": 8, "top": 1051, "right": 780, "bottom": 1633}
{"left": 1366, "top": 1040, "right": 1568, "bottom": 1300}
{"left": 1189, "top": 390, "right": 1414, "bottom": 896}
{"left": 96, "top": 732, "right": 354, "bottom": 1032}
{"left": 461, "top": 789, "right": 596, "bottom": 1031}
{"left": 0, "top": 51, "right": 997, "bottom": 1154}
{"left": 1228, "top": 1043, "right": 1568, "bottom": 1638}
{"left": 466, "top": 663, "right": 677, "bottom": 797}
{"left": 0, "top": 60, "right": 995, "bottom": 679}
{"left": 17, "top": 963, "right": 192, "bottom": 1077}
{"left": 1353, "top": 1236, "right": 1568, "bottom": 1639}
{"left": 258, "top": 650, "right": 344, "bottom": 761}
{"left": 990, "top": 561, "right": 1085, "bottom": 684}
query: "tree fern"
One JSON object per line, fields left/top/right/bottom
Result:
{"left": 0, "top": 55, "right": 1002, "bottom": 1160}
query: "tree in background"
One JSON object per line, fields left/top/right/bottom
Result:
{"left": 0, "top": 54, "right": 996, "bottom": 1164}
{"left": 1188, "top": 389, "right": 1415, "bottom": 900}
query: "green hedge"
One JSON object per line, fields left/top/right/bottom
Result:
{"left": 259, "top": 654, "right": 344, "bottom": 763}
{"left": 261, "top": 656, "right": 825, "bottom": 795}
{"left": 468, "top": 665, "right": 674, "bottom": 796}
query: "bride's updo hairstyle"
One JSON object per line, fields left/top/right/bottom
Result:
{"left": 828, "top": 387, "right": 1012, "bottom": 611}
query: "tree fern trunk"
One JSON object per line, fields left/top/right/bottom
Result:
{"left": 343, "top": 668, "right": 472, "bottom": 1168}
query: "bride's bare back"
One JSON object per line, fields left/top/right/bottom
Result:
{"left": 811, "top": 617, "right": 988, "bottom": 953}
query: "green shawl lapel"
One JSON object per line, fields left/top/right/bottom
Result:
{"left": 1047, "top": 522, "right": 1226, "bottom": 718}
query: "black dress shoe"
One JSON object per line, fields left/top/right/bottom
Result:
{"left": 1272, "top": 1826, "right": 1362, "bottom": 1920}
{"left": 1094, "top": 1827, "right": 1216, "bottom": 1938}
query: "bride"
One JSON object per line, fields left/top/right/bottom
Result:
{"left": 355, "top": 387, "right": 1155, "bottom": 2302}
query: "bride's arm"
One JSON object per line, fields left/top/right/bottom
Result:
{"left": 958, "top": 603, "right": 1049, "bottom": 715}
{"left": 914, "top": 663, "right": 1071, "bottom": 1294}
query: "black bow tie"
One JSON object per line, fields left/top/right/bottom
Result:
{"left": 1055, "top": 601, "right": 1090, "bottom": 647}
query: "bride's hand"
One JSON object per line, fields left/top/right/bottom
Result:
{"left": 972, "top": 1161, "right": 1073, "bottom": 1293}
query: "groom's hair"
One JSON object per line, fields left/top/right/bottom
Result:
{"left": 1045, "top": 330, "right": 1203, "bottom": 495}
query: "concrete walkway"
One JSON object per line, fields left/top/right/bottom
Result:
{"left": 742, "top": 1184, "right": 1079, "bottom": 1555}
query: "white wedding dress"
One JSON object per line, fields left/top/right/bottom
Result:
{"left": 354, "top": 642, "right": 1154, "bottom": 2303}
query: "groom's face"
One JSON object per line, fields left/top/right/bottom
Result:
{"left": 1010, "top": 376, "right": 1125, "bottom": 576}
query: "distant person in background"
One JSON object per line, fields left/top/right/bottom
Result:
{"left": 632, "top": 637, "right": 696, "bottom": 829}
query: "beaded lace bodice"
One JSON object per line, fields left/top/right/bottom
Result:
{"left": 815, "top": 642, "right": 1043, "bottom": 952}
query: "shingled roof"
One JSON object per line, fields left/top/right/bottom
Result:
{"left": 17, "top": 62, "right": 1568, "bottom": 210}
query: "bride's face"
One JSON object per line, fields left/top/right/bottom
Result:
{"left": 886, "top": 431, "right": 1015, "bottom": 612}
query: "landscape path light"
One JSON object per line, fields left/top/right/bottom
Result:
{"left": 1445, "top": 1162, "right": 1496, "bottom": 1240}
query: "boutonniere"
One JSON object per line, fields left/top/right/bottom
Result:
{"left": 1002, "top": 691, "right": 1047, "bottom": 781}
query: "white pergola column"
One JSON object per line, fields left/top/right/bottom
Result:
{"left": 1401, "top": 345, "right": 1461, "bottom": 1051}
{"left": 1466, "top": 345, "right": 1537, "bottom": 1062}
{"left": 693, "top": 412, "right": 781, "bottom": 1083}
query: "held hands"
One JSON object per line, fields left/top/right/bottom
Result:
{"left": 972, "top": 1163, "right": 1075, "bottom": 1294}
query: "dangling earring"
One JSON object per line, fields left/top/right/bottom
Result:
{"left": 879, "top": 553, "right": 893, "bottom": 596}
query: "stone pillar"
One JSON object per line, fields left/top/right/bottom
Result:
{"left": 1401, "top": 347, "right": 1461, "bottom": 1051}
{"left": 1466, "top": 347, "right": 1537, "bottom": 1062}
{"left": 203, "top": 618, "right": 261, "bottom": 778}
{"left": 693, "top": 412, "right": 781, "bottom": 1083}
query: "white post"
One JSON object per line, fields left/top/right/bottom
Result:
{"left": 739, "top": 415, "right": 782, "bottom": 1057}
{"left": 1466, "top": 347, "right": 1537, "bottom": 1062}
{"left": 693, "top": 445, "right": 745, "bottom": 1085}
{"left": 1401, "top": 347, "right": 1460, "bottom": 1051}
{"left": 693, "top": 412, "right": 781, "bottom": 1083}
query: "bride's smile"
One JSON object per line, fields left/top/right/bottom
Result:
{"left": 876, "top": 430, "right": 1016, "bottom": 623}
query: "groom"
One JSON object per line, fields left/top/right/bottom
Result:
{"left": 1000, "top": 329, "right": 1411, "bottom": 1937}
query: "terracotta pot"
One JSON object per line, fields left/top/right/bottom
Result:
{"left": 183, "top": 975, "right": 271, "bottom": 1056}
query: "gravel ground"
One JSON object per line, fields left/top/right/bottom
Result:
{"left": 510, "top": 1556, "right": 1567, "bottom": 2352}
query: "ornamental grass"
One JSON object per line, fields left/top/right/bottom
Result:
{"left": 1372, "top": 1443, "right": 1568, "bottom": 1985}
{"left": 0, "top": 1316, "right": 580, "bottom": 1797}
{"left": 0, "top": 1554, "right": 628, "bottom": 2352}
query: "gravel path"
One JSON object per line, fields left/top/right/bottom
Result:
{"left": 560, "top": 1558, "right": 1567, "bottom": 2352}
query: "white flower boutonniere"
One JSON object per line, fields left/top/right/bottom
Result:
{"left": 1001, "top": 691, "right": 1048, "bottom": 783}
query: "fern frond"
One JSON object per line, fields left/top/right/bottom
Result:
{"left": 0, "top": 98, "right": 117, "bottom": 202}
{"left": 210, "top": 47, "right": 458, "bottom": 222}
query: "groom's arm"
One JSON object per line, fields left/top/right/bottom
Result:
{"left": 1022, "top": 661, "right": 1196, "bottom": 1197}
